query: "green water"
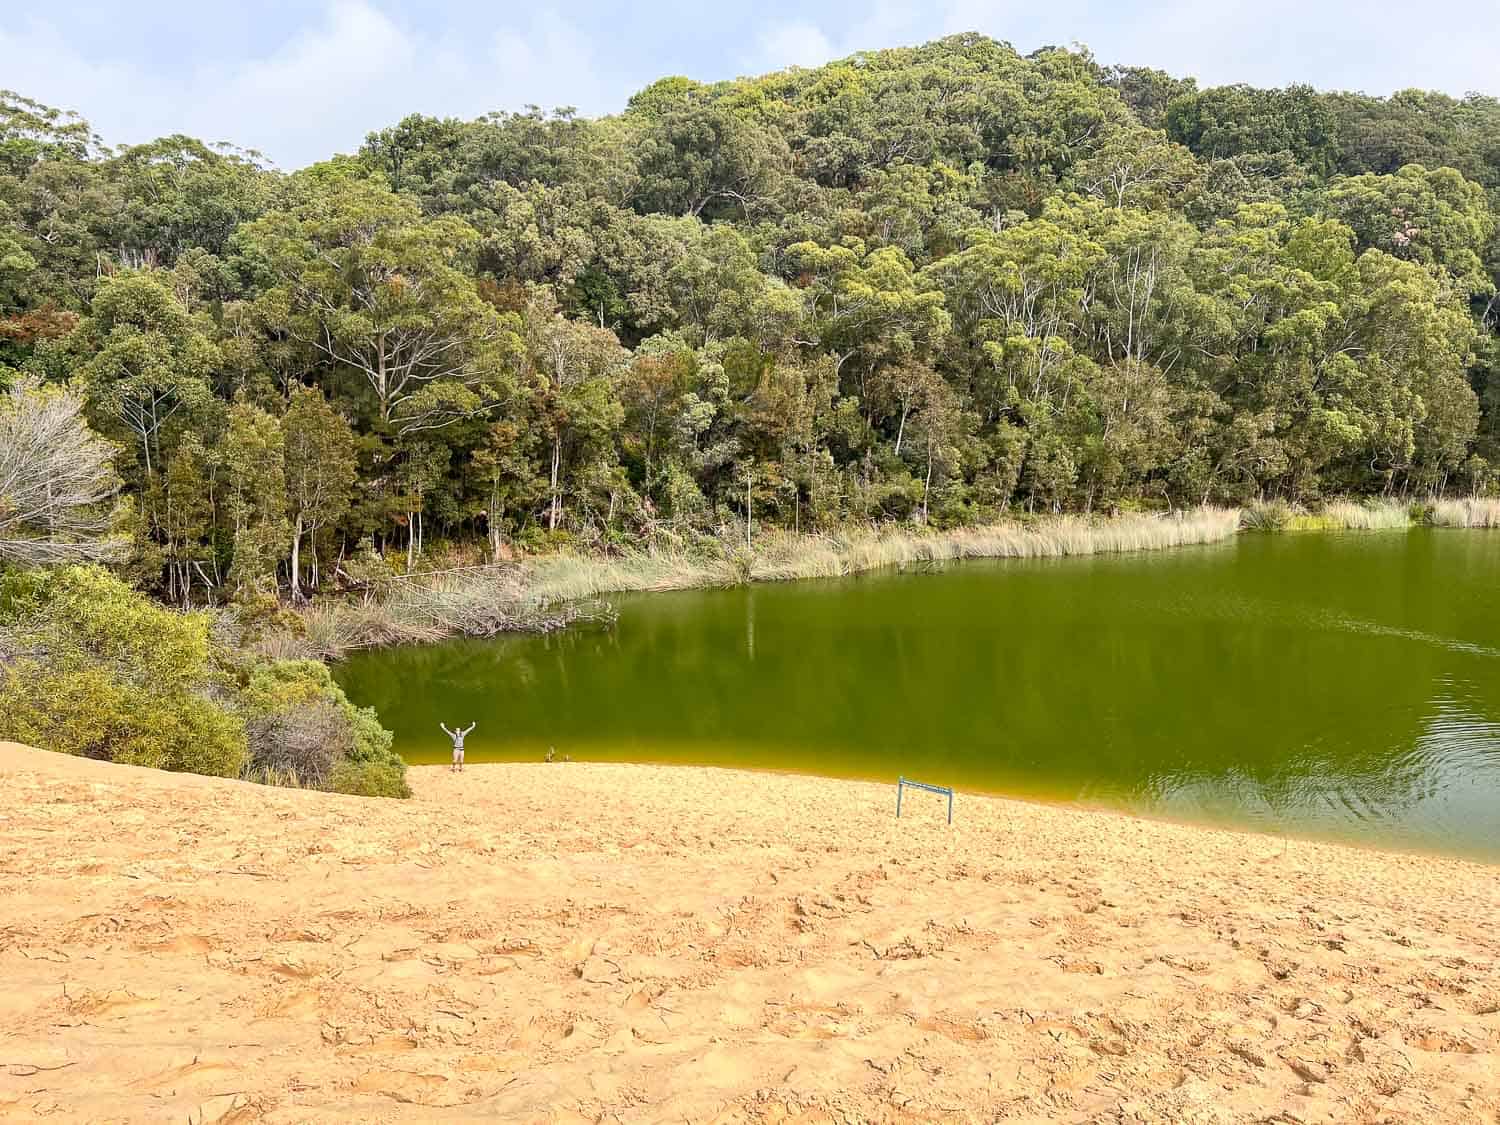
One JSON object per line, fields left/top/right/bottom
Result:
{"left": 336, "top": 529, "right": 1500, "bottom": 860}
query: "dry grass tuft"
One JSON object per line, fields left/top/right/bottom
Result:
{"left": 1430, "top": 498, "right": 1500, "bottom": 528}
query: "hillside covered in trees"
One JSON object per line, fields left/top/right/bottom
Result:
{"left": 4, "top": 33, "right": 1500, "bottom": 603}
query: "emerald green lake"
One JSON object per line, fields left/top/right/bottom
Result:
{"left": 336, "top": 530, "right": 1500, "bottom": 860}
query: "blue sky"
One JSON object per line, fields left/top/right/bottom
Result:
{"left": 5, "top": 1, "right": 1497, "bottom": 168}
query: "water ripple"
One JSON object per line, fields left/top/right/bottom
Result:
{"left": 1321, "top": 614, "right": 1500, "bottom": 658}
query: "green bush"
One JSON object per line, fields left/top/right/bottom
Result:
{"left": 328, "top": 759, "right": 411, "bottom": 798}
{"left": 1, "top": 662, "right": 247, "bottom": 775}
{"left": 0, "top": 566, "right": 248, "bottom": 776}
{"left": 240, "top": 658, "right": 407, "bottom": 794}
{"left": 0, "top": 565, "right": 407, "bottom": 797}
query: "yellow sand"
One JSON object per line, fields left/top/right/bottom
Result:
{"left": 1, "top": 741, "right": 1497, "bottom": 1123}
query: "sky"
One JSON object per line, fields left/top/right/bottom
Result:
{"left": 4, "top": 0, "right": 1498, "bottom": 169}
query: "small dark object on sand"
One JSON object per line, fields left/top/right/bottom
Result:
{"left": 545, "top": 747, "right": 555, "bottom": 763}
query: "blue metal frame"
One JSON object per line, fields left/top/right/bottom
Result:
{"left": 896, "top": 776, "right": 954, "bottom": 824}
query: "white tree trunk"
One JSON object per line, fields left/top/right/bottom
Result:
{"left": 289, "top": 513, "right": 304, "bottom": 600}
{"left": 549, "top": 436, "right": 562, "bottom": 531}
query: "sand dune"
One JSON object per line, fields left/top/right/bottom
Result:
{"left": 1, "top": 741, "right": 1497, "bottom": 1123}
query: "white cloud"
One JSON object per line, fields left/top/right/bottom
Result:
{"left": 488, "top": 9, "right": 611, "bottom": 113}
{"left": 0, "top": 1, "right": 607, "bottom": 168}
{"left": 752, "top": 21, "right": 837, "bottom": 70}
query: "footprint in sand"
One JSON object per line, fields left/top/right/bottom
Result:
{"left": 1408, "top": 1028, "right": 1479, "bottom": 1054}
{"left": 508, "top": 1015, "right": 577, "bottom": 1047}
{"left": 128, "top": 1057, "right": 237, "bottom": 1092}
{"left": 1025, "top": 1017, "right": 1088, "bottom": 1041}
{"left": 769, "top": 1007, "right": 855, "bottom": 1040}
{"left": 263, "top": 989, "right": 321, "bottom": 1018}
{"left": 623, "top": 983, "right": 665, "bottom": 1010}
{"left": 457, "top": 1053, "right": 506, "bottom": 1072}
{"left": 915, "top": 1015, "right": 987, "bottom": 1042}
{"left": 353, "top": 1070, "right": 451, "bottom": 1105}
{"left": 266, "top": 954, "right": 327, "bottom": 979}
{"left": 67, "top": 988, "right": 162, "bottom": 1018}
{"left": 268, "top": 926, "right": 331, "bottom": 943}
{"left": 142, "top": 934, "right": 216, "bottom": 954}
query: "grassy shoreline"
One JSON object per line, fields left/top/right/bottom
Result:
{"left": 270, "top": 497, "right": 1500, "bottom": 660}
{"left": 274, "top": 507, "right": 1240, "bottom": 659}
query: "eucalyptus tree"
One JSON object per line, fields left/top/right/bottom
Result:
{"left": 524, "top": 304, "right": 628, "bottom": 530}
{"left": 64, "top": 271, "right": 218, "bottom": 481}
{"left": 239, "top": 171, "right": 508, "bottom": 427}
{"left": 283, "top": 386, "right": 356, "bottom": 598}
{"left": 221, "top": 400, "right": 288, "bottom": 596}
{"left": 1323, "top": 164, "right": 1496, "bottom": 295}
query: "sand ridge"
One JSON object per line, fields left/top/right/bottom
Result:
{"left": 1, "top": 741, "right": 1498, "bottom": 1123}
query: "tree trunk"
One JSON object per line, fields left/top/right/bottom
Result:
{"left": 921, "top": 442, "right": 934, "bottom": 524}
{"left": 290, "top": 513, "right": 304, "bottom": 600}
{"left": 549, "top": 436, "right": 562, "bottom": 531}
{"left": 377, "top": 340, "right": 391, "bottom": 422}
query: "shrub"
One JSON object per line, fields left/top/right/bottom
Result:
{"left": 239, "top": 658, "right": 407, "bottom": 795}
{"left": 0, "top": 564, "right": 215, "bottom": 687}
{"left": 1, "top": 662, "right": 247, "bottom": 775}
{"left": 0, "top": 566, "right": 247, "bottom": 776}
{"left": 0, "top": 566, "right": 408, "bottom": 797}
{"left": 328, "top": 759, "right": 411, "bottom": 799}
{"left": 244, "top": 700, "right": 352, "bottom": 787}
{"left": 1241, "top": 499, "right": 1295, "bottom": 531}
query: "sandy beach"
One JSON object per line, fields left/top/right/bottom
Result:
{"left": 2, "top": 742, "right": 1498, "bottom": 1123}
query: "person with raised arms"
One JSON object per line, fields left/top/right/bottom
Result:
{"left": 439, "top": 721, "right": 475, "bottom": 772}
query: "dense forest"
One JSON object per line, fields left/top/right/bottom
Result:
{"left": 5, "top": 33, "right": 1500, "bottom": 606}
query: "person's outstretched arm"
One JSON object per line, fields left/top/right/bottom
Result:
{"left": 440, "top": 723, "right": 454, "bottom": 737}
{"left": 462, "top": 723, "right": 476, "bottom": 735}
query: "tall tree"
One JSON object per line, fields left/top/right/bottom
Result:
{"left": 222, "top": 400, "right": 288, "bottom": 597}
{"left": 239, "top": 173, "right": 507, "bottom": 426}
{"left": 283, "top": 387, "right": 356, "bottom": 599}
{"left": 59, "top": 272, "right": 217, "bottom": 482}
{"left": 525, "top": 307, "right": 627, "bottom": 531}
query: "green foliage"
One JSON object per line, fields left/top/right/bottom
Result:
{"left": 1167, "top": 84, "right": 1340, "bottom": 174}
{"left": 0, "top": 565, "right": 246, "bottom": 775}
{"left": 240, "top": 657, "right": 407, "bottom": 795}
{"left": 327, "top": 758, "right": 411, "bottom": 799}
{"left": 0, "top": 565, "right": 409, "bottom": 795}
{"left": 241, "top": 658, "right": 394, "bottom": 762}
{"left": 1324, "top": 164, "right": 1495, "bottom": 294}
{"left": 223, "top": 401, "right": 289, "bottom": 595}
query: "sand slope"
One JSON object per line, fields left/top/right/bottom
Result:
{"left": 1, "top": 742, "right": 1497, "bottom": 1123}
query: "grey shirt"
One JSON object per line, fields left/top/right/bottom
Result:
{"left": 441, "top": 723, "right": 475, "bottom": 750}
